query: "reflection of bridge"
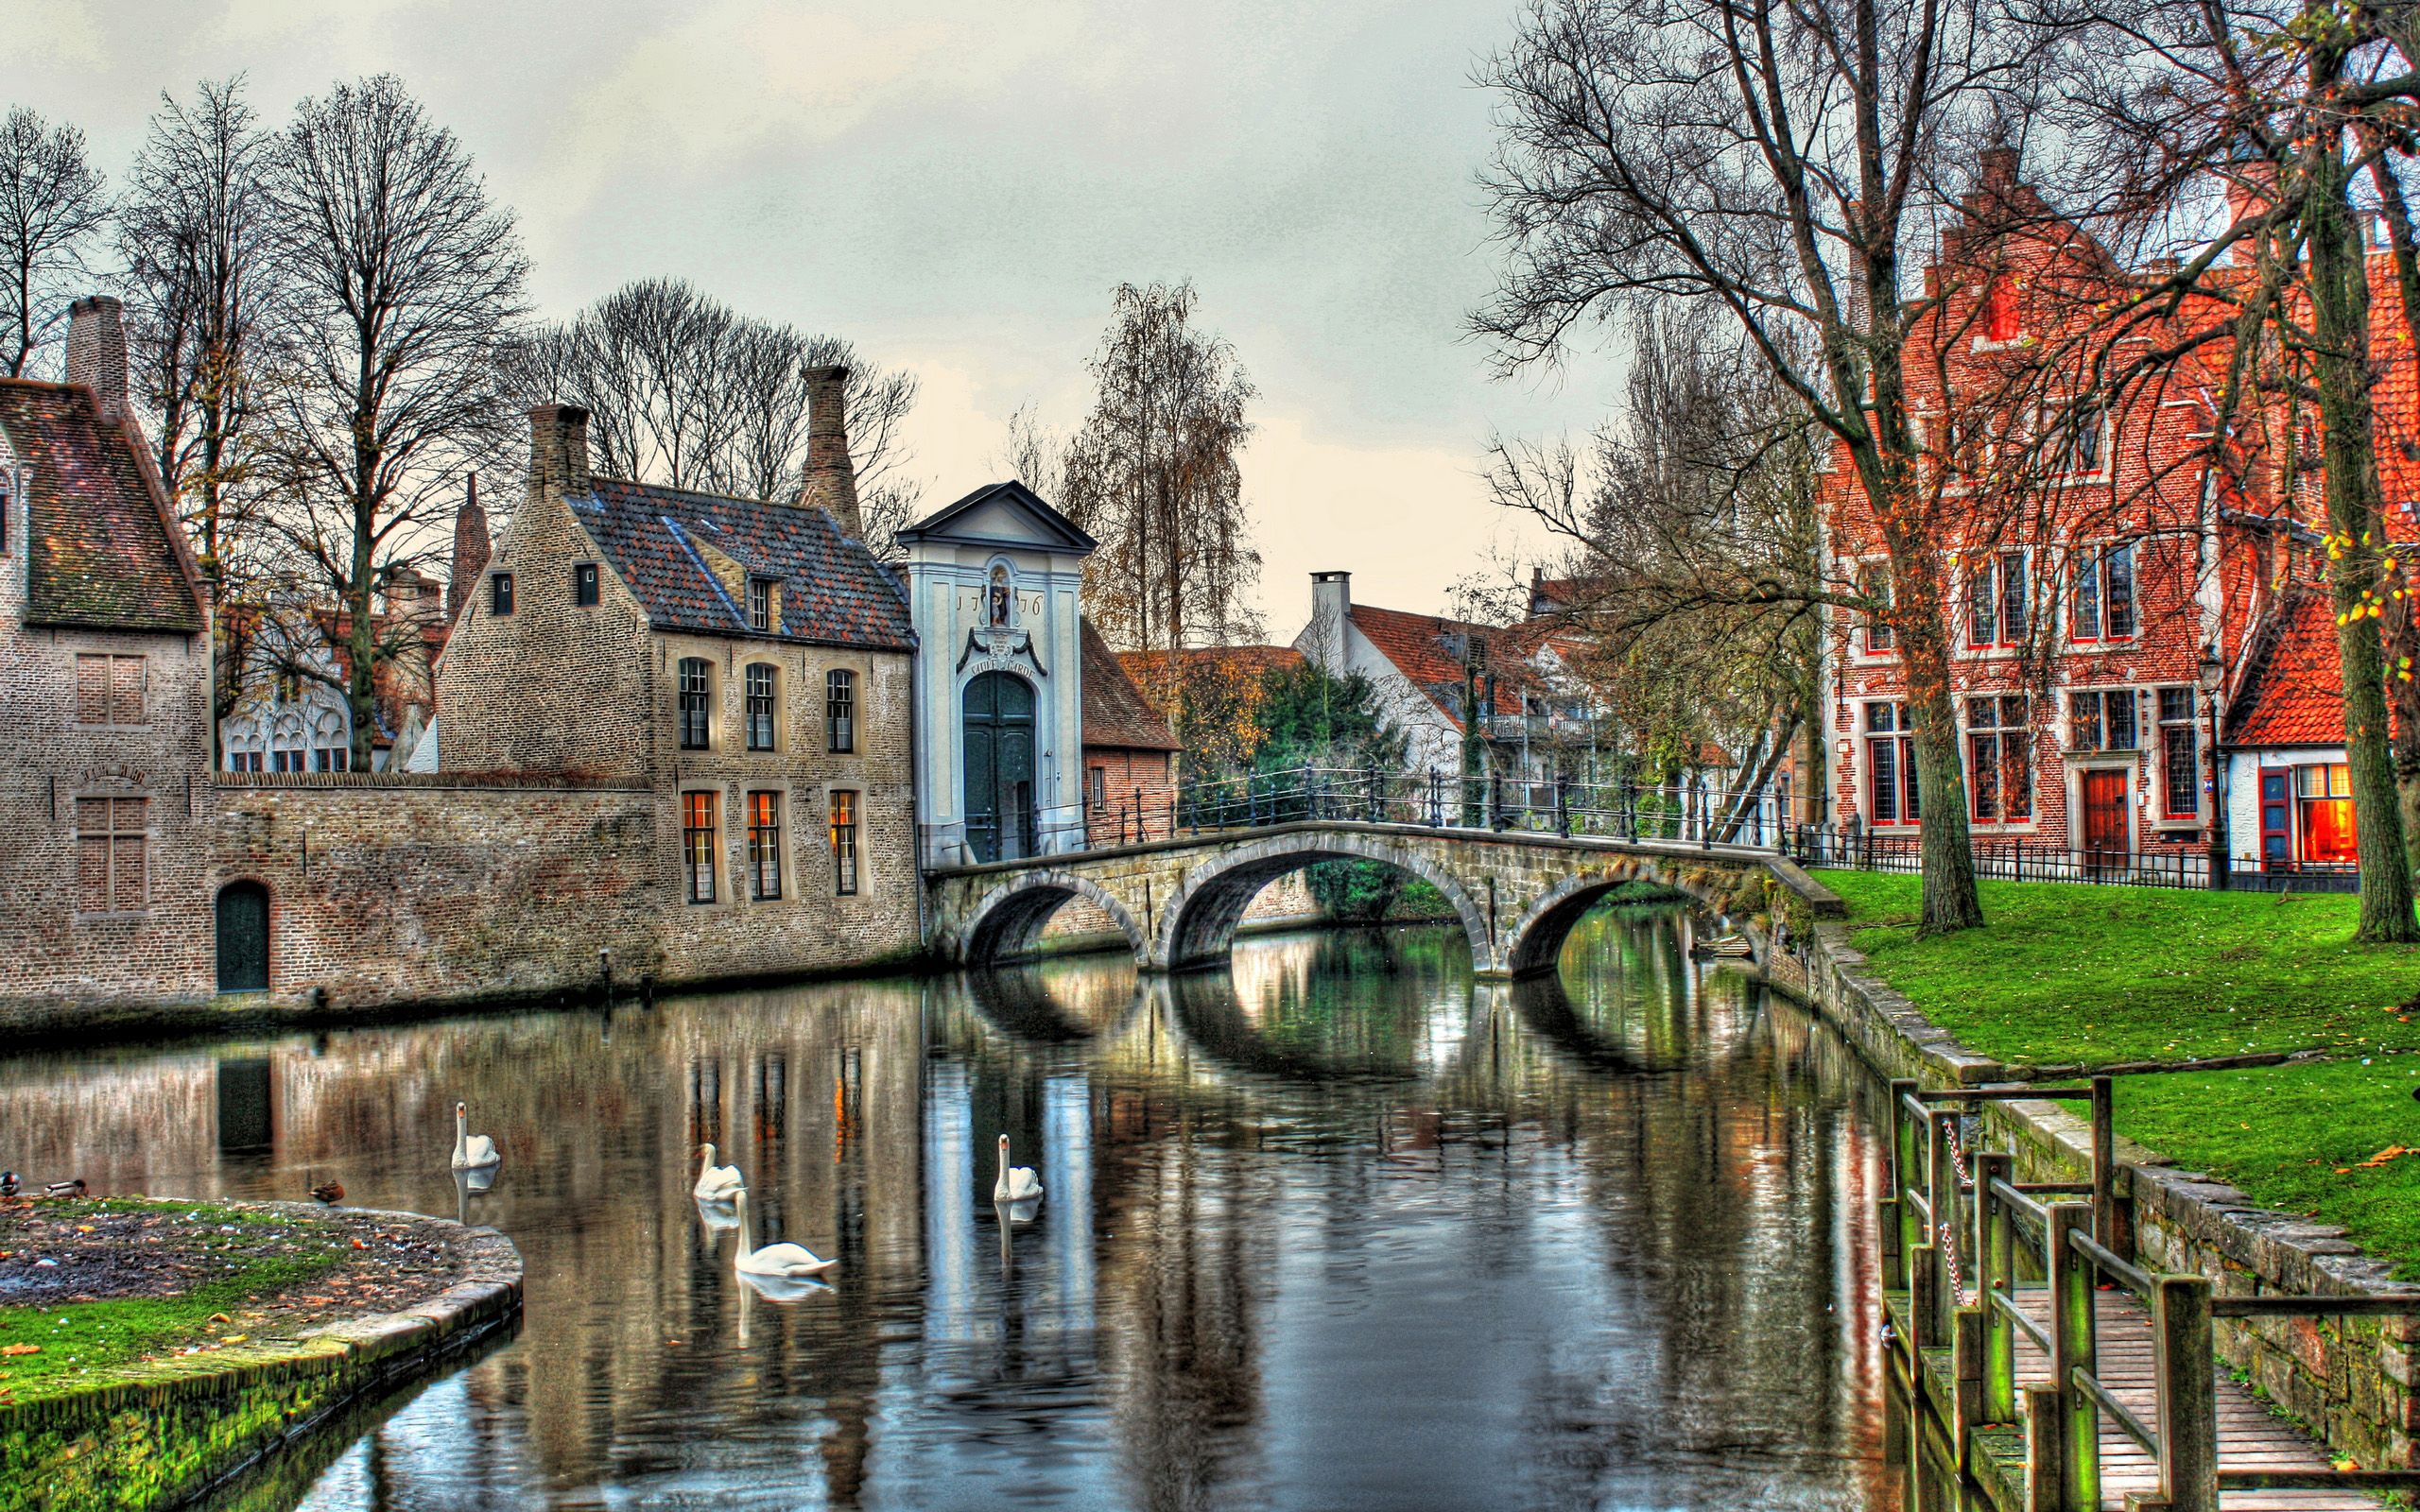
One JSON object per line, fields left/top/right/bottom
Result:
{"left": 924, "top": 819, "right": 1841, "bottom": 978}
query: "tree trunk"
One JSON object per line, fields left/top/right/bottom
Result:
{"left": 2364, "top": 148, "right": 2420, "bottom": 884}
{"left": 2304, "top": 104, "right": 2419, "bottom": 940}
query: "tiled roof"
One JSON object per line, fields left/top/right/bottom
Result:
{"left": 1080, "top": 620, "right": 1180, "bottom": 751}
{"left": 1116, "top": 644, "right": 1305, "bottom": 693}
{"left": 2227, "top": 592, "right": 2347, "bottom": 747}
{"left": 1347, "top": 604, "right": 1543, "bottom": 730}
{"left": 0, "top": 379, "right": 202, "bottom": 633}
{"left": 573, "top": 478, "right": 913, "bottom": 651}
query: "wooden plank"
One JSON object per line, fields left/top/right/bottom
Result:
{"left": 1995, "top": 1290, "right": 2385, "bottom": 1512}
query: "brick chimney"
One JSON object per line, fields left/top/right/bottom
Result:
{"left": 64, "top": 295, "right": 127, "bottom": 424}
{"left": 528, "top": 404, "right": 592, "bottom": 499}
{"left": 801, "top": 365, "right": 862, "bottom": 537}
{"left": 449, "top": 472, "right": 490, "bottom": 620}
{"left": 2223, "top": 155, "right": 2278, "bottom": 265}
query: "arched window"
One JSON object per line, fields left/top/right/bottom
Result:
{"left": 744, "top": 663, "right": 778, "bottom": 751}
{"left": 987, "top": 564, "right": 1013, "bottom": 627}
{"left": 678, "top": 658, "right": 712, "bottom": 750}
{"left": 826, "top": 669, "right": 856, "bottom": 753}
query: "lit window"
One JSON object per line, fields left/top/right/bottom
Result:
{"left": 830, "top": 791, "right": 859, "bottom": 895}
{"left": 2157, "top": 689, "right": 2200, "bottom": 819}
{"left": 748, "top": 791, "right": 784, "bottom": 901}
{"left": 826, "top": 669, "right": 856, "bottom": 753}
{"left": 2068, "top": 689, "right": 2138, "bottom": 752}
{"left": 574, "top": 562, "right": 599, "bottom": 607}
{"left": 1966, "top": 696, "right": 2032, "bottom": 821}
{"left": 683, "top": 792, "right": 718, "bottom": 904}
{"left": 678, "top": 658, "right": 712, "bottom": 750}
{"left": 1979, "top": 280, "right": 2021, "bottom": 343}
{"left": 491, "top": 573, "right": 514, "bottom": 616}
{"left": 2296, "top": 764, "right": 2356, "bottom": 864}
{"left": 745, "top": 663, "right": 777, "bottom": 751}
{"left": 1864, "top": 701, "right": 1920, "bottom": 825}
{"left": 76, "top": 797, "right": 147, "bottom": 912}
{"left": 2069, "top": 542, "right": 2136, "bottom": 642}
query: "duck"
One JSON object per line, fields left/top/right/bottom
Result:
{"left": 994, "top": 1134, "right": 1043, "bottom": 1204}
{"left": 450, "top": 1101, "right": 501, "bottom": 1170}
{"left": 1, "top": 1171, "right": 18, "bottom": 1198}
{"left": 45, "top": 1177, "right": 87, "bottom": 1198}
{"left": 732, "top": 1189, "right": 838, "bottom": 1279}
{"left": 310, "top": 1179, "right": 344, "bottom": 1206}
{"left": 692, "top": 1143, "right": 744, "bottom": 1203}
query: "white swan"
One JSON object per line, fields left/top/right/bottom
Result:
{"left": 994, "top": 1134, "right": 1043, "bottom": 1203}
{"left": 733, "top": 1189, "right": 838, "bottom": 1279}
{"left": 451, "top": 1101, "right": 501, "bottom": 1170}
{"left": 692, "top": 1143, "right": 744, "bottom": 1202}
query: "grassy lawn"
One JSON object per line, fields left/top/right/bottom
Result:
{"left": 0, "top": 1200, "right": 346, "bottom": 1401}
{"left": 1816, "top": 871, "right": 2420, "bottom": 1273}
{"left": 1814, "top": 870, "right": 2420, "bottom": 1066}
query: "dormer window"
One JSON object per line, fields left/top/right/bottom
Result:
{"left": 748, "top": 576, "right": 775, "bottom": 633}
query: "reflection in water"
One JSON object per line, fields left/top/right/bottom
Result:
{"left": 0, "top": 910, "right": 1897, "bottom": 1512}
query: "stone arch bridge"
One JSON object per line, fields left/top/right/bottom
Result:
{"left": 923, "top": 820, "right": 1841, "bottom": 978}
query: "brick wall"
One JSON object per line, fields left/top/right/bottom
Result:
{"left": 1082, "top": 747, "right": 1173, "bottom": 846}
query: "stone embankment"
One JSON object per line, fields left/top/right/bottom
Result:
{"left": 0, "top": 1200, "right": 521, "bottom": 1512}
{"left": 1760, "top": 893, "right": 2420, "bottom": 1475}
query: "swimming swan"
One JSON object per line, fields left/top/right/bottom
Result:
{"left": 994, "top": 1134, "right": 1043, "bottom": 1203}
{"left": 733, "top": 1189, "right": 838, "bottom": 1279}
{"left": 451, "top": 1101, "right": 501, "bottom": 1170}
{"left": 693, "top": 1143, "right": 744, "bottom": 1202}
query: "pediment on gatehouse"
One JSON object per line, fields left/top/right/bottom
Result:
{"left": 896, "top": 481, "right": 1097, "bottom": 556}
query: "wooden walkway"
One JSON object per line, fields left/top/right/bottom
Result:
{"left": 2005, "top": 1289, "right": 2378, "bottom": 1511}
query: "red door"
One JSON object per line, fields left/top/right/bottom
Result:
{"left": 2082, "top": 770, "right": 2129, "bottom": 875}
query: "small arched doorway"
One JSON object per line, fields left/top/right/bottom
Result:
{"left": 216, "top": 881, "right": 270, "bottom": 993}
{"left": 963, "top": 671, "right": 1036, "bottom": 863}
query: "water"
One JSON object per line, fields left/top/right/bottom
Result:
{"left": 0, "top": 910, "right": 1900, "bottom": 1512}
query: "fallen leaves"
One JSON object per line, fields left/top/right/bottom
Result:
{"left": 1, "top": 1345, "right": 41, "bottom": 1357}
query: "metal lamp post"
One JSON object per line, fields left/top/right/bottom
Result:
{"left": 2198, "top": 644, "right": 2228, "bottom": 889}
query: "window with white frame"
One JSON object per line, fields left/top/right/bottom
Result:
{"left": 2069, "top": 542, "right": 2137, "bottom": 642}
{"left": 2156, "top": 688, "right": 2200, "bottom": 819}
{"left": 1864, "top": 700, "right": 1920, "bottom": 825}
{"left": 1966, "top": 551, "right": 2030, "bottom": 649}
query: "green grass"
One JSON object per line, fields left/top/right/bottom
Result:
{"left": 1815, "top": 871, "right": 2420, "bottom": 1273}
{"left": 2122, "top": 1059, "right": 2420, "bottom": 1279}
{"left": 1816, "top": 871, "right": 2420, "bottom": 1065}
{"left": 0, "top": 1200, "right": 346, "bottom": 1401}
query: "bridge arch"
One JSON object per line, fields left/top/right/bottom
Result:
{"left": 1155, "top": 832, "right": 1492, "bottom": 972}
{"left": 950, "top": 869, "right": 1149, "bottom": 969}
{"left": 1498, "top": 861, "right": 1764, "bottom": 979}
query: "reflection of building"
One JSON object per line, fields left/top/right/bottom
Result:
{"left": 898, "top": 481, "right": 1098, "bottom": 866}
{"left": 0, "top": 295, "right": 217, "bottom": 1009}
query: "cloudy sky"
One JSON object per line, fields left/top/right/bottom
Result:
{"left": 7, "top": 0, "right": 1627, "bottom": 636}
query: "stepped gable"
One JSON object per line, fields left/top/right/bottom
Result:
{"left": 1080, "top": 620, "right": 1180, "bottom": 751}
{"left": 572, "top": 477, "right": 914, "bottom": 650}
{"left": 0, "top": 378, "right": 202, "bottom": 632}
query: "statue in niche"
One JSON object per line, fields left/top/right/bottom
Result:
{"left": 987, "top": 565, "right": 1013, "bottom": 628}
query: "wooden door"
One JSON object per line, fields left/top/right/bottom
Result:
{"left": 216, "top": 882, "right": 269, "bottom": 993}
{"left": 962, "top": 672, "right": 1036, "bottom": 863}
{"left": 2258, "top": 770, "right": 2291, "bottom": 870}
{"left": 2081, "top": 770, "right": 2129, "bottom": 875}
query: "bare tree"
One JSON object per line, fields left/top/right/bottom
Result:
{"left": 505, "top": 277, "right": 923, "bottom": 552}
{"left": 260, "top": 75, "right": 529, "bottom": 770}
{"left": 1061, "top": 281, "right": 1261, "bottom": 654}
{"left": 1471, "top": 0, "right": 2084, "bottom": 932}
{"left": 0, "top": 106, "right": 109, "bottom": 377}
{"left": 994, "top": 401, "right": 1067, "bottom": 501}
{"left": 118, "top": 77, "right": 276, "bottom": 591}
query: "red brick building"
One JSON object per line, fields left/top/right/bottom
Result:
{"left": 1821, "top": 151, "right": 2353, "bottom": 872}
{"left": 1079, "top": 619, "right": 1180, "bottom": 844}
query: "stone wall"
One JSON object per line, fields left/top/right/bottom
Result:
{"left": 0, "top": 619, "right": 217, "bottom": 1020}
{"left": 1781, "top": 916, "right": 2420, "bottom": 1472}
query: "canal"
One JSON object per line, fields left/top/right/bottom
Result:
{"left": 0, "top": 907, "right": 1900, "bottom": 1511}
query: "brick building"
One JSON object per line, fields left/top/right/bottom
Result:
{"left": 1078, "top": 618, "right": 1180, "bottom": 844}
{"left": 1818, "top": 150, "right": 2346, "bottom": 870}
{"left": 0, "top": 295, "right": 217, "bottom": 1011}
{"left": 434, "top": 384, "right": 923, "bottom": 981}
